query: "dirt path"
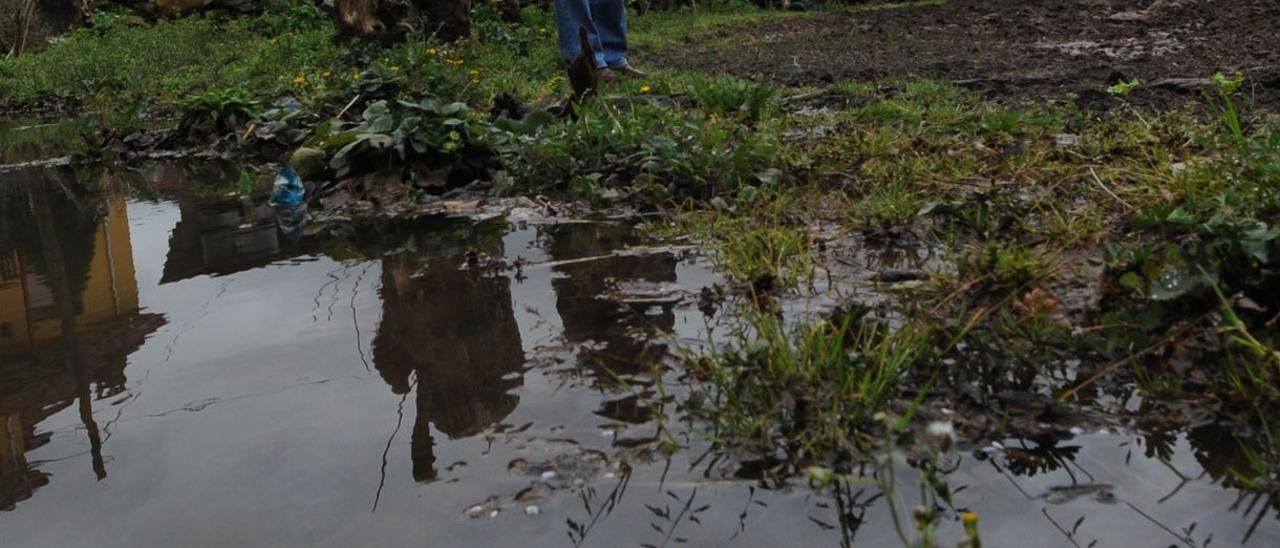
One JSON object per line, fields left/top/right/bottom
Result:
{"left": 648, "top": 0, "right": 1280, "bottom": 111}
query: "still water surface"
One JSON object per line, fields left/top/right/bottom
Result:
{"left": 2, "top": 157, "right": 1280, "bottom": 546}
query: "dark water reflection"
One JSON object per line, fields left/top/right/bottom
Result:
{"left": 373, "top": 227, "right": 524, "bottom": 483}
{"left": 1, "top": 160, "right": 1279, "bottom": 546}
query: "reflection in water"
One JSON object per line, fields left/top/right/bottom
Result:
{"left": 371, "top": 223, "right": 524, "bottom": 483}
{"left": 157, "top": 163, "right": 313, "bottom": 284}
{"left": 544, "top": 224, "right": 679, "bottom": 425}
{"left": 2, "top": 160, "right": 1280, "bottom": 545}
{"left": 0, "top": 168, "right": 164, "bottom": 511}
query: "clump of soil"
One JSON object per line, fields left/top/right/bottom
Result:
{"left": 648, "top": 0, "right": 1280, "bottom": 111}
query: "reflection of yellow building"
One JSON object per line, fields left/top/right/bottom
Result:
{"left": 0, "top": 197, "right": 138, "bottom": 354}
{"left": 0, "top": 413, "right": 24, "bottom": 476}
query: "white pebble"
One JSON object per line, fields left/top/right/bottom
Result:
{"left": 541, "top": 471, "right": 557, "bottom": 481}
{"left": 524, "top": 505, "right": 541, "bottom": 516}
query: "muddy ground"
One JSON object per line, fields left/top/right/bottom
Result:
{"left": 649, "top": 0, "right": 1280, "bottom": 111}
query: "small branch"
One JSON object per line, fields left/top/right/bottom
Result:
{"left": 783, "top": 89, "right": 831, "bottom": 105}
{"left": 336, "top": 94, "right": 362, "bottom": 119}
{"left": 1088, "top": 167, "right": 1134, "bottom": 211}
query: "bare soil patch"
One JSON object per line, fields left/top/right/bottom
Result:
{"left": 648, "top": 0, "right": 1280, "bottom": 111}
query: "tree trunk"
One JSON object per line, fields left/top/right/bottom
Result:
{"left": 423, "top": 0, "right": 469, "bottom": 42}
{"left": 333, "top": 0, "right": 470, "bottom": 43}
{"left": 3, "top": 0, "right": 89, "bottom": 56}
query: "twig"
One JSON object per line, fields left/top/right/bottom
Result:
{"left": 1088, "top": 167, "right": 1134, "bottom": 211}
{"left": 523, "top": 245, "right": 699, "bottom": 270}
{"left": 336, "top": 94, "right": 362, "bottom": 119}
{"left": 784, "top": 89, "right": 831, "bottom": 105}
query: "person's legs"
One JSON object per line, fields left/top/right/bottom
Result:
{"left": 589, "top": 0, "right": 629, "bottom": 69}
{"left": 555, "top": 0, "right": 607, "bottom": 68}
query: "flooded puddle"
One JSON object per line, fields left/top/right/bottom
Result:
{"left": 3, "top": 161, "right": 1280, "bottom": 545}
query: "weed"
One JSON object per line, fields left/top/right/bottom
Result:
{"left": 327, "top": 97, "right": 493, "bottom": 181}
{"left": 685, "top": 306, "right": 927, "bottom": 459}
{"left": 686, "top": 74, "right": 778, "bottom": 124}
{"left": 177, "top": 87, "right": 261, "bottom": 136}
{"left": 1204, "top": 71, "right": 1246, "bottom": 142}
{"left": 508, "top": 98, "right": 785, "bottom": 202}
{"left": 954, "top": 242, "right": 1056, "bottom": 295}
{"left": 1106, "top": 77, "right": 1140, "bottom": 97}
{"left": 718, "top": 225, "right": 813, "bottom": 286}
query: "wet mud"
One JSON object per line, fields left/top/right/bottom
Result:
{"left": 648, "top": 0, "right": 1280, "bottom": 112}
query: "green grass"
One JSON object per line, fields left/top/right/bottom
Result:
{"left": 685, "top": 305, "right": 929, "bottom": 458}
{"left": 0, "top": 9, "right": 342, "bottom": 113}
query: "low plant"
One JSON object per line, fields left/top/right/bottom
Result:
{"left": 510, "top": 99, "right": 785, "bottom": 202}
{"left": 177, "top": 87, "right": 261, "bottom": 136}
{"left": 686, "top": 74, "right": 778, "bottom": 124}
{"left": 717, "top": 224, "right": 814, "bottom": 286}
{"left": 1204, "top": 71, "right": 1246, "bottom": 142}
{"left": 684, "top": 306, "right": 927, "bottom": 458}
{"left": 254, "top": 0, "right": 330, "bottom": 35}
{"left": 1106, "top": 77, "right": 1140, "bottom": 97}
{"left": 327, "top": 97, "right": 495, "bottom": 183}
{"left": 954, "top": 242, "right": 1056, "bottom": 295}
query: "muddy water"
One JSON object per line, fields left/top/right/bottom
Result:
{"left": 3, "top": 146, "right": 1280, "bottom": 546}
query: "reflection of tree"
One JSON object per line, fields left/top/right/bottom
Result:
{"left": 546, "top": 224, "right": 679, "bottom": 377}
{"left": 0, "top": 171, "right": 164, "bottom": 511}
{"left": 371, "top": 226, "right": 523, "bottom": 483}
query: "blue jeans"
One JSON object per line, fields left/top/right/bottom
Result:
{"left": 555, "top": 0, "right": 628, "bottom": 69}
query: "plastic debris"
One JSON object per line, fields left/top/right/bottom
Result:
{"left": 270, "top": 165, "right": 305, "bottom": 206}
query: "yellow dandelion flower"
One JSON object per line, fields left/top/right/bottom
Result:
{"left": 389, "top": 65, "right": 400, "bottom": 72}
{"left": 292, "top": 75, "right": 306, "bottom": 85}
{"left": 426, "top": 48, "right": 438, "bottom": 55}
{"left": 962, "top": 512, "right": 978, "bottom": 525}
{"left": 353, "top": 72, "right": 361, "bottom": 81}
{"left": 639, "top": 84, "right": 652, "bottom": 93}
{"left": 322, "top": 70, "right": 332, "bottom": 79}
{"left": 539, "top": 27, "right": 547, "bottom": 33}
{"left": 469, "top": 69, "right": 479, "bottom": 77}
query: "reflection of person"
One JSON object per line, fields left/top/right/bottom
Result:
{"left": 555, "top": 0, "right": 646, "bottom": 81}
{"left": 371, "top": 229, "right": 524, "bottom": 483}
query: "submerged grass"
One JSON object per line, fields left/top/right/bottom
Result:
{"left": 686, "top": 306, "right": 929, "bottom": 459}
